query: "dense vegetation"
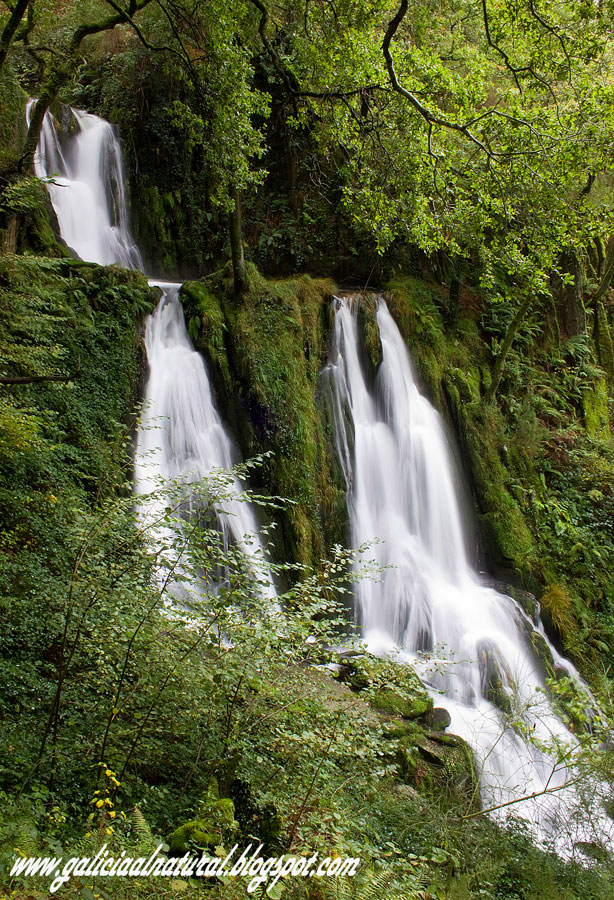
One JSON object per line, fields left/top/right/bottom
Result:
{"left": 2, "top": 1, "right": 614, "bottom": 898}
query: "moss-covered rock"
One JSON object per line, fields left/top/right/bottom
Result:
{"left": 192, "top": 268, "right": 343, "bottom": 568}
{"left": 424, "top": 707, "right": 452, "bottom": 732}
{"left": 371, "top": 687, "right": 433, "bottom": 720}
{"left": 180, "top": 280, "right": 232, "bottom": 400}
{"left": 355, "top": 292, "right": 383, "bottom": 377}
{"left": 339, "top": 654, "right": 434, "bottom": 723}
{"left": 477, "top": 640, "right": 513, "bottom": 715}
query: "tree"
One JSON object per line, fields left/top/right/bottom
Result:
{"left": 232, "top": 0, "right": 614, "bottom": 393}
{"left": 6, "top": 0, "right": 614, "bottom": 357}
{"left": 0, "top": 0, "right": 32, "bottom": 76}
{"left": 19, "top": 1, "right": 153, "bottom": 172}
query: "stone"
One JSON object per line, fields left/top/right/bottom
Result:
{"left": 424, "top": 707, "right": 452, "bottom": 732}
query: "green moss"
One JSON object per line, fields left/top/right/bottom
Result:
{"left": 0, "top": 176, "right": 70, "bottom": 255}
{"left": 197, "top": 270, "right": 340, "bottom": 567}
{"left": 180, "top": 280, "right": 232, "bottom": 398}
{"left": 341, "top": 654, "right": 434, "bottom": 724}
{"left": 596, "top": 302, "right": 614, "bottom": 386}
{"left": 381, "top": 720, "right": 421, "bottom": 739}
{"left": 463, "top": 403, "right": 534, "bottom": 572}
{"left": 583, "top": 377, "right": 610, "bottom": 441}
{"left": 387, "top": 276, "right": 445, "bottom": 343}
{"left": 371, "top": 688, "right": 433, "bottom": 720}
{"left": 444, "top": 366, "right": 481, "bottom": 405}
{"left": 396, "top": 740, "right": 420, "bottom": 781}
{"left": 355, "top": 293, "right": 383, "bottom": 376}
{"left": 0, "top": 68, "right": 27, "bottom": 174}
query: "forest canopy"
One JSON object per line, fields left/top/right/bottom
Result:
{"left": 2, "top": 0, "right": 614, "bottom": 290}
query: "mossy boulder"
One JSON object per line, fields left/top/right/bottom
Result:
{"left": 371, "top": 687, "right": 433, "bottom": 720}
{"left": 168, "top": 782, "right": 238, "bottom": 853}
{"left": 424, "top": 707, "right": 452, "bottom": 732}
{"left": 340, "top": 654, "right": 434, "bottom": 722}
{"left": 395, "top": 730, "right": 479, "bottom": 810}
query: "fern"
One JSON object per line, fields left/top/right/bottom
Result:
{"left": 328, "top": 869, "right": 429, "bottom": 900}
{"left": 131, "top": 806, "right": 157, "bottom": 854}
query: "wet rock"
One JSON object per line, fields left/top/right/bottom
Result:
{"left": 477, "top": 640, "right": 513, "bottom": 715}
{"left": 483, "top": 577, "right": 539, "bottom": 622}
{"left": 424, "top": 707, "right": 452, "bottom": 732}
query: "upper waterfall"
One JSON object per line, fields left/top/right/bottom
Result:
{"left": 27, "top": 101, "right": 142, "bottom": 269}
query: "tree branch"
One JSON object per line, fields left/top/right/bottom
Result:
{"left": 0, "top": 356, "right": 80, "bottom": 385}
{"left": 382, "top": 0, "right": 496, "bottom": 161}
{"left": 0, "top": 0, "right": 31, "bottom": 74}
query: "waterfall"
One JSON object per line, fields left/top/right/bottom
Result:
{"left": 134, "top": 282, "right": 276, "bottom": 600}
{"left": 27, "top": 101, "right": 143, "bottom": 269}
{"left": 30, "top": 98, "right": 611, "bottom": 849}
{"left": 323, "top": 295, "right": 612, "bottom": 850}
{"left": 30, "top": 101, "right": 275, "bottom": 597}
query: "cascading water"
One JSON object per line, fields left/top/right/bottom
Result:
{"left": 134, "top": 283, "right": 276, "bottom": 600}
{"left": 27, "top": 100, "right": 142, "bottom": 269}
{"left": 322, "top": 295, "right": 612, "bottom": 851}
{"left": 30, "top": 101, "right": 274, "bottom": 596}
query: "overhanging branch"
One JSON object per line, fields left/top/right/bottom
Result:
{"left": 382, "top": 0, "right": 496, "bottom": 160}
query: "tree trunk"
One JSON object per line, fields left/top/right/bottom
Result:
{"left": 0, "top": 0, "right": 31, "bottom": 75}
{"left": 1, "top": 215, "right": 19, "bottom": 253}
{"left": 485, "top": 294, "right": 533, "bottom": 404}
{"left": 556, "top": 249, "right": 586, "bottom": 336}
{"left": 229, "top": 187, "right": 247, "bottom": 297}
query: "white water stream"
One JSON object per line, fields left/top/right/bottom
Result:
{"left": 29, "top": 101, "right": 275, "bottom": 597}
{"left": 322, "top": 296, "right": 613, "bottom": 852}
